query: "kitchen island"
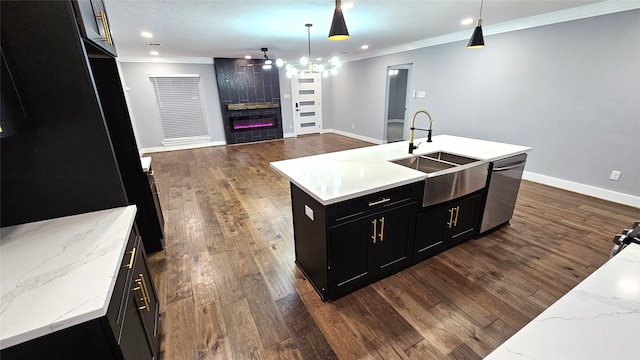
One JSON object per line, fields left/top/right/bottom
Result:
{"left": 271, "top": 135, "right": 532, "bottom": 300}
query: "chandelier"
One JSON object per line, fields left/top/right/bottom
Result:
{"left": 276, "top": 24, "right": 342, "bottom": 78}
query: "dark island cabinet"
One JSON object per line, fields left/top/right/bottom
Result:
{"left": 414, "top": 191, "right": 484, "bottom": 262}
{"left": 2, "top": 227, "right": 160, "bottom": 360}
{"left": 291, "top": 182, "right": 422, "bottom": 301}
{"left": 328, "top": 202, "right": 415, "bottom": 297}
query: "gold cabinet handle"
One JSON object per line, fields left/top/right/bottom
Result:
{"left": 371, "top": 219, "right": 377, "bottom": 244}
{"left": 122, "top": 247, "right": 136, "bottom": 269}
{"left": 96, "top": 11, "right": 113, "bottom": 45}
{"left": 134, "top": 274, "right": 151, "bottom": 312}
{"left": 448, "top": 208, "right": 455, "bottom": 228}
{"left": 132, "top": 283, "right": 147, "bottom": 311}
{"left": 149, "top": 169, "right": 155, "bottom": 176}
{"left": 378, "top": 217, "right": 385, "bottom": 242}
{"left": 453, "top": 206, "right": 460, "bottom": 227}
{"left": 368, "top": 197, "right": 390, "bottom": 207}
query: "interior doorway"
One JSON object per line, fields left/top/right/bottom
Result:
{"left": 384, "top": 64, "right": 412, "bottom": 143}
{"left": 291, "top": 73, "right": 323, "bottom": 135}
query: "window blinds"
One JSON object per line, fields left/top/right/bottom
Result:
{"left": 149, "top": 74, "right": 209, "bottom": 145}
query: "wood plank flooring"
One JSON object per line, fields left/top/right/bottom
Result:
{"left": 146, "top": 133, "right": 639, "bottom": 359}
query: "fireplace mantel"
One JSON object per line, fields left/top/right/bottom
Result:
{"left": 227, "top": 102, "right": 279, "bottom": 111}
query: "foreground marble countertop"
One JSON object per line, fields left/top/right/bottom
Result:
{"left": 141, "top": 156, "right": 152, "bottom": 172}
{"left": 270, "top": 135, "right": 532, "bottom": 205}
{"left": 485, "top": 243, "right": 640, "bottom": 359}
{"left": 0, "top": 206, "right": 137, "bottom": 349}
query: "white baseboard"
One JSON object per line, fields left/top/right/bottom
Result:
{"left": 322, "top": 128, "right": 383, "bottom": 145}
{"left": 283, "top": 132, "right": 297, "bottom": 138}
{"left": 141, "top": 140, "right": 226, "bottom": 154}
{"left": 523, "top": 171, "right": 640, "bottom": 208}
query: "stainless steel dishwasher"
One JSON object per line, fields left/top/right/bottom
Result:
{"left": 480, "top": 153, "right": 527, "bottom": 233}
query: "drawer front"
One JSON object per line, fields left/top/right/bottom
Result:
{"left": 106, "top": 229, "right": 139, "bottom": 339}
{"left": 328, "top": 182, "right": 421, "bottom": 226}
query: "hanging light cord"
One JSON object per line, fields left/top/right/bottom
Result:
{"left": 307, "top": 24, "right": 312, "bottom": 59}
{"left": 478, "top": 0, "right": 484, "bottom": 18}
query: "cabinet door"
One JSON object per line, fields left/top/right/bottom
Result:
{"left": 444, "top": 194, "right": 482, "bottom": 244}
{"left": 370, "top": 203, "right": 414, "bottom": 275}
{"left": 148, "top": 169, "right": 165, "bottom": 236}
{"left": 414, "top": 206, "right": 446, "bottom": 262}
{"left": 73, "top": 0, "right": 117, "bottom": 56}
{"left": 119, "top": 285, "right": 154, "bottom": 360}
{"left": 328, "top": 219, "right": 370, "bottom": 296}
{"left": 130, "top": 244, "right": 160, "bottom": 357}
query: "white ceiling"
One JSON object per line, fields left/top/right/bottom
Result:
{"left": 104, "top": 0, "right": 630, "bottom": 63}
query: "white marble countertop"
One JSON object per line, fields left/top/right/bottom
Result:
{"left": 485, "top": 243, "right": 640, "bottom": 359}
{"left": 141, "top": 156, "right": 152, "bottom": 173}
{"left": 0, "top": 206, "right": 137, "bottom": 349}
{"left": 270, "top": 135, "right": 532, "bottom": 205}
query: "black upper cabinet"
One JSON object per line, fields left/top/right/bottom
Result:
{"left": 0, "top": 1, "right": 163, "bottom": 251}
{"left": 72, "top": 0, "right": 117, "bottom": 57}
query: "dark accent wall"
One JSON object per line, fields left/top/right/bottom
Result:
{"left": 214, "top": 58, "right": 283, "bottom": 144}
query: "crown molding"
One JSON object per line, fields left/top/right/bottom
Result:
{"left": 344, "top": 0, "right": 640, "bottom": 63}
{"left": 116, "top": 56, "right": 214, "bottom": 64}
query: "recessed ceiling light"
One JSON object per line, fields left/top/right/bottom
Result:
{"left": 361, "top": 45, "right": 369, "bottom": 50}
{"left": 245, "top": 55, "right": 252, "bottom": 59}
{"left": 141, "top": 31, "right": 153, "bottom": 38}
{"left": 316, "top": 57, "right": 322, "bottom": 61}
{"left": 461, "top": 18, "right": 473, "bottom": 25}
{"left": 342, "top": 3, "right": 355, "bottom": 10}
{"left": 150, "top": 51, "right": 159, "bottom": 56}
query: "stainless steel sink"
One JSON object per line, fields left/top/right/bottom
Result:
{"left": 422, "top": 151, "right": 477, "bottom": 165}
{"left": 390, "top": 152, "right": 489, "bottom": 206}
{"left": 390, "top": 156, "right": 456, "bottom": 174}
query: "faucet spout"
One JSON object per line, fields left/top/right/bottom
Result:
{"left": 409, "top": 110, "right": 433, "bottom": 154}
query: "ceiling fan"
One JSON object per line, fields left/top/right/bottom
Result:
{"left": 240, "top": 48, "right": 276, "bottom": 69}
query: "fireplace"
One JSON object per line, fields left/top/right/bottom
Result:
{"left": 230, "top": 115, "right": 276, "bottom": 132}
{"left": 214, "top": 58, "right": 284, "bottom": 145}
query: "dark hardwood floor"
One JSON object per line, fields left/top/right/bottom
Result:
{"left": 145, "top": 133, "right": 639, "bottom": 359}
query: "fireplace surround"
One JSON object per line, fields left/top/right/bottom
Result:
{"left": 214, "top": 58, "right": 284, "bottom": 145}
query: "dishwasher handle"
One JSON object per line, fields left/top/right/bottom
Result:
{"left": 493, "top": 161, "right": 526, "bottom": 172}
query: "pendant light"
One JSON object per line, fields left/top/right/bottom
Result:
{"left": 467, "top": 0, "right": 485, "bottom": 48}
{"left": 280, "top": 24, "right": 343, "bottom": 78}
{"left": 328, "top": 0, "right": 349, "bottom": 41}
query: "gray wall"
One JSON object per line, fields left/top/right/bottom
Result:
{"left": 118, "top": 62, "right": 224, "bottom": 149}
{"left": 328, "top": 10, "right": 639, "bottom": 197}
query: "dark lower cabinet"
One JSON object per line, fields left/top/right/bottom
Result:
{"left": 414, "top": 192, "right": 484, "bottom": 262}
{"left": 147, "top": 166, "right": 165, "bottom": 240}
{"left": 292, "top": 182, "right": 421, "bottom": 300}
{"left": 328, "top": 203, "right": 415, "bottom": 297}
{"left": 2, "top": 228, "right": 160, "bottom": 360}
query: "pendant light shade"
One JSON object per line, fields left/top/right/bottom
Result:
{"left": 467, "top": 19, "right": 484, "bottom": 48}
{"left": 467, "top": 0, "right": 485, "bottom": 48}
{"left": 328, "top": 0, "right": 349, "bottom": 41}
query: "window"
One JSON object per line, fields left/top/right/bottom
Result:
{"left": 149, "top": 74, "right": 209, "bottom": 146}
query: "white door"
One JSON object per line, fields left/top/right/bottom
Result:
{"left": 291, "top": 73, "right": 322, "bottom": 135}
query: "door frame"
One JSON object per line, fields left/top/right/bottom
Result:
{"left": 383, "top": 63, "right": 413, "bottom": 143}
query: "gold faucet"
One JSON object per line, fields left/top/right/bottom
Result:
{"left": 409, "top": 110, "right": 433, "bottom": 153}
